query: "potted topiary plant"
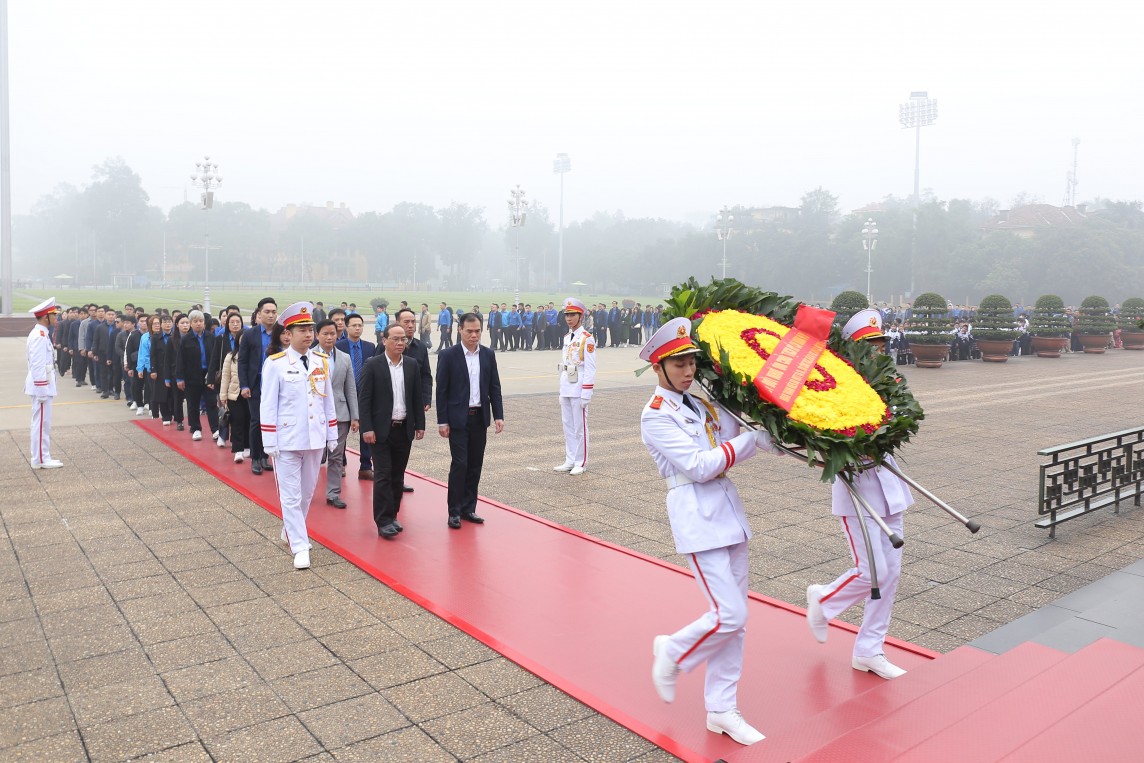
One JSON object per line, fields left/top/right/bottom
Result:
{"left": 1118, "top": 297, "right": 1144, "bottom": 350}
{"left": 907, "top": 292, "right": 951, "bottom": 368}
{"left": 1075, "top": 295, "right": 1116, "bottom": 353}
{"left": 830, "top": 290, "right": 869, "bottom": 326}
{"left": 973, "top": 294, "right": 1016, "bottom": 362}
{"left": 1030, "top": 294, "right": 1071, "bottom": 357}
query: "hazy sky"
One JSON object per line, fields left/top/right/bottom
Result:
{"left": 8, "top": 0, "right": 1143, "bottom": 226}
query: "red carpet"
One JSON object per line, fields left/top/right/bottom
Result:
{"left": 138, "top": 419, "right": 935, "bottom": 762}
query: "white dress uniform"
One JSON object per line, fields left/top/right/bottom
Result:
{"left": 639, "top": 318, "right": 776, "bottom": 725}
{"left": 557, "top": 298, "right": 597, "bottom": 473}
{"left": 260, "top": 303, "right": 338, "bottom": 563}
{"left": 809, "top": 309, "right": 914, "bottom": 670}
{"left": 26, "top": 298, "right": 61, "bottom": 469}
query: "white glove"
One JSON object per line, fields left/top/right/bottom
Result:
{"left": 327, "top": 441, "right": 338, "bottom": 453}
{"left": 754, "top": 429, "right": 782, "bottom": 454}
{"left": 264, "top": 447, "right": 279, "bottom": 459}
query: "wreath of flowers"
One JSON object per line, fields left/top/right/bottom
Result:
{"left": 663, "top": 277, "right": 924, "bottom": 481}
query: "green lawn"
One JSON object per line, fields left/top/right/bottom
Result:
{"left": 15, "top": 287, "right": 667, "bottom": 315}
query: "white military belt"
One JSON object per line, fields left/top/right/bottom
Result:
{"left": 666, "top": 472, "right": 726, "bottom": 489}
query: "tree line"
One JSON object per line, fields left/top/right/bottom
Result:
{"left": 14, "top": 158, "right": 1144, "bottom": 304}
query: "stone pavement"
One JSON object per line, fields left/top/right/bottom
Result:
{"left": 2, "top": 340, "right": 1143, "bottom": 761}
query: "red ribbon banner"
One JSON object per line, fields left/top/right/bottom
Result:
{"left": 753, "top": 304, "right": 836, "bottom": 411}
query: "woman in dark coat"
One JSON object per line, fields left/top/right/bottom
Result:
{"left": 149, "top": 314, "right": 176, "bottom": 423}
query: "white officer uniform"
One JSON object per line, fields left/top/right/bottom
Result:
{"left": 640, "top": 317, "right": 776, "bottom": 735}
{"left": 808, "top": 309, "right": 914, "bottom": 673}
{"left": 26, "top": 298, "right": 62, "bottom": 469}
{"left": 556, "top": 298, "right": 597, "bottom": 474}
{"left": 260, "top": 303, "right": 338, "bottom": 566}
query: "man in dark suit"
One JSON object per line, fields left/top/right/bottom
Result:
{"left": 359, "top": 324, "right": 425, "bottom": 539}
{"left": 396, "top": 307, "right": 432, "bottom": 495}
{"left": 336, "top": 313, "right": 377, "bottom": 480}
{"left": 174, "top": 309, "right": 220, "bottom": 440}
{"left": 239, "top": 297, "right": 278, "bottom": 474}
{"left": 436, "top": 312, "right": 504, "bottom": 529}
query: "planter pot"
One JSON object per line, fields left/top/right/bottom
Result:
{"left": 1031, "top": 336, "right": 1068, "bottom": 358}
{"left": 1121, "top": 331, "right": 1144, "bottom": 350}
{"left": 976, "top": 339, "right": 1013, "bottom": 362}
{"left": 912, "top": 343, "right": 949, "bottom": 368}
{"left": 1077, "top": 334, "right": 1110, "bottom": 354}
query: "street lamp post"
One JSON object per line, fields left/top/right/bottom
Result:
{"left": 189, "top": 156, "right": 222, "bottom": 314}
{"left": 715, "top": 206, "right": 734, "bottom": 279}
{"left": 507, "top": 184, "right": 528, "bottom": 306}
{"left": 862, "top": 218, "right": 878, "bottom": 304}
{"left": 899, "top": 92, "right": 937, "bottom": 297}
{"left": 553, "top": 153, "right": 571, "bottom": 289}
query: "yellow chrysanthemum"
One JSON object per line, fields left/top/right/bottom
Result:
{"left": 696, "top": 310, "right": 887, "bottom": 434}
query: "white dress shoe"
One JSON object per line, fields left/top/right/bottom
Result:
{"left": 293, "top": 550, "right": 310, "bottom": 569}
{"left": 707, "top": 709, "right": 765, "bottom": 745}
{"left": 651, "top": 635, "right": 679, "bottom": 703}
{"left": 191, "top": 430, "right": 202, "bottom": 441}
{"left": 852, "top": 654, "right": 906, "bottom": 679}
{"left": 280, "top": 527, "right": 288, "bottom": 543}
{"left": 234, "top": 452, "right": 244, "bottom": 463}
{"left": 806, "top": 584, "right": 829, "bottom": 643}
{"left": 569, "top": 465, "right": 586, "bottom": 475}
{"left": 553, "top": 462, "right": 574, "bottom": 472}
{"left": 31, "top": 460, "right": 64, "bottom": 470}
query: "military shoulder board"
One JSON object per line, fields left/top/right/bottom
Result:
{"left": 649, "top": 395, "right": 663, "bottom": 410}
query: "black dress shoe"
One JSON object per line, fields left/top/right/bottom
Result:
{"left": 251, "top": 461, "right": 263, "bottom": 475}
{"left": 392, "top": 520, "right": 403, "bottom": 532}
{"left": 447, "top": 516, "right": 462, "bottom": 529}
{"left": 402, "top": 485, "right": 414, "bottom": 493}
{"left": 378, "top": 524, "right": 398, "bottom": 539}
{"left": 326, "top": 497, "right": 347, "bottom": 509}
{"left": 262, "top": 458, "right": 273, "bottom": 471}
{"left": 461, "top": 513, "right": 485, "bottom": 524}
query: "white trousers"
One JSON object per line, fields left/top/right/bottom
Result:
{"left": 30, "top": 397, "right": 53, "bottom": 465}
{"left": 819, "top": 512, "right": 904, "bottom": 658}
{"left": 560, "top": 396, "right": 589, "bottom": 468}
{"left": 275, "top": 449, "right": 324, "bottom": 554}
{"left": 660, "top": 541, "right": 749, "bottom": 712}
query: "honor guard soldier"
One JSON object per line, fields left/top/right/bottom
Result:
{"left": 26, "top": 298, "right": 63, "bottom": 469}
{"left": 806, "top": 309, "right": 914, "bottom": 679}
{"left": 261, "top": 302, "right": 339, "bottom": 570}
{"left": 641, "top": 317, "right": 778, "bottom": 746}
{"left": 554, "top": 297, "right": 596, "bottom": 475}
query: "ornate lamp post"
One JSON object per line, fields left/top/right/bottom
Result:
{"left": 553, "top": 153, "right": 570, "bottom": 289}
{"left": 507, "top": 184, "right": 528, "bottom": 306}
{"left": 715, "top": 206, "right": 734, "bottom": 278}
{"left": 862, "top": 218, "right": 878, "bottom": 304}
{"left": 189, "top": 156, "right": 222, "bottom": 314}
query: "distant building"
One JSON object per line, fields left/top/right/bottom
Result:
{"left": 274, "top": 202, "right": 369, "bottom": 282}
{"left": 980, "top": 204, "right": 1088, "bottom": 239}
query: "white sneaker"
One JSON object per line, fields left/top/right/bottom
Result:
{"left": 217, "top": 436, "right": 227, "bottom": 448}
{"left": 806, "top": 584, "right": 829, "bottom": 643}
{"left": 135, "top": 407, "right": 146, "bottom": 416}
{"left": 143, "top": 404, "right": 150, "bottom": 411}
{"left": 191, "top": 431, "right": 202, "bottom": 441}
{"left": 553, "top": 462, "right": 574, "bottom": 472}
{"left": 852, "top": 654, "right": 907, "bottom": 679}
{"left": 128, "top": 402, "right": 137, "bottom": 410}
{"left": 234, "top": 452, "right": 244, "bottom": 463}
{"left": 242, "top": 449, "right": 251, "bottom": 459}
{"left": 707, "top": 709, "right": 765, "bottom": 745}
{"left": 293, "top": 550, "right": 310, "bottom": 569}
{"left": 162, "top": 420, "right": 171, "bottom": 427}
{"left": 651, "top": 635, "right": 679, "bottom": 703}
{"left": 31, "top": 460, "right": 64, "bottom": 470}
{"left": 570, "top": 465, "right": 586, "bottom": 476}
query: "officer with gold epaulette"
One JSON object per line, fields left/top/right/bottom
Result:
{"left": 554, "top": 297, "right": 597, "bottom": 475}
{"left": 640, "top": 317, "right": 779, "bottom": 747}
{"left": 26, "top": 298, "right": 63, "bottom": 469}
{"left": 260, "top": 302, "right": 339, "bottom": 570}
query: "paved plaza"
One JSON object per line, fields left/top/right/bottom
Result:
{"left": 2, "top": 337, "right": 1143, "bottom": 761}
